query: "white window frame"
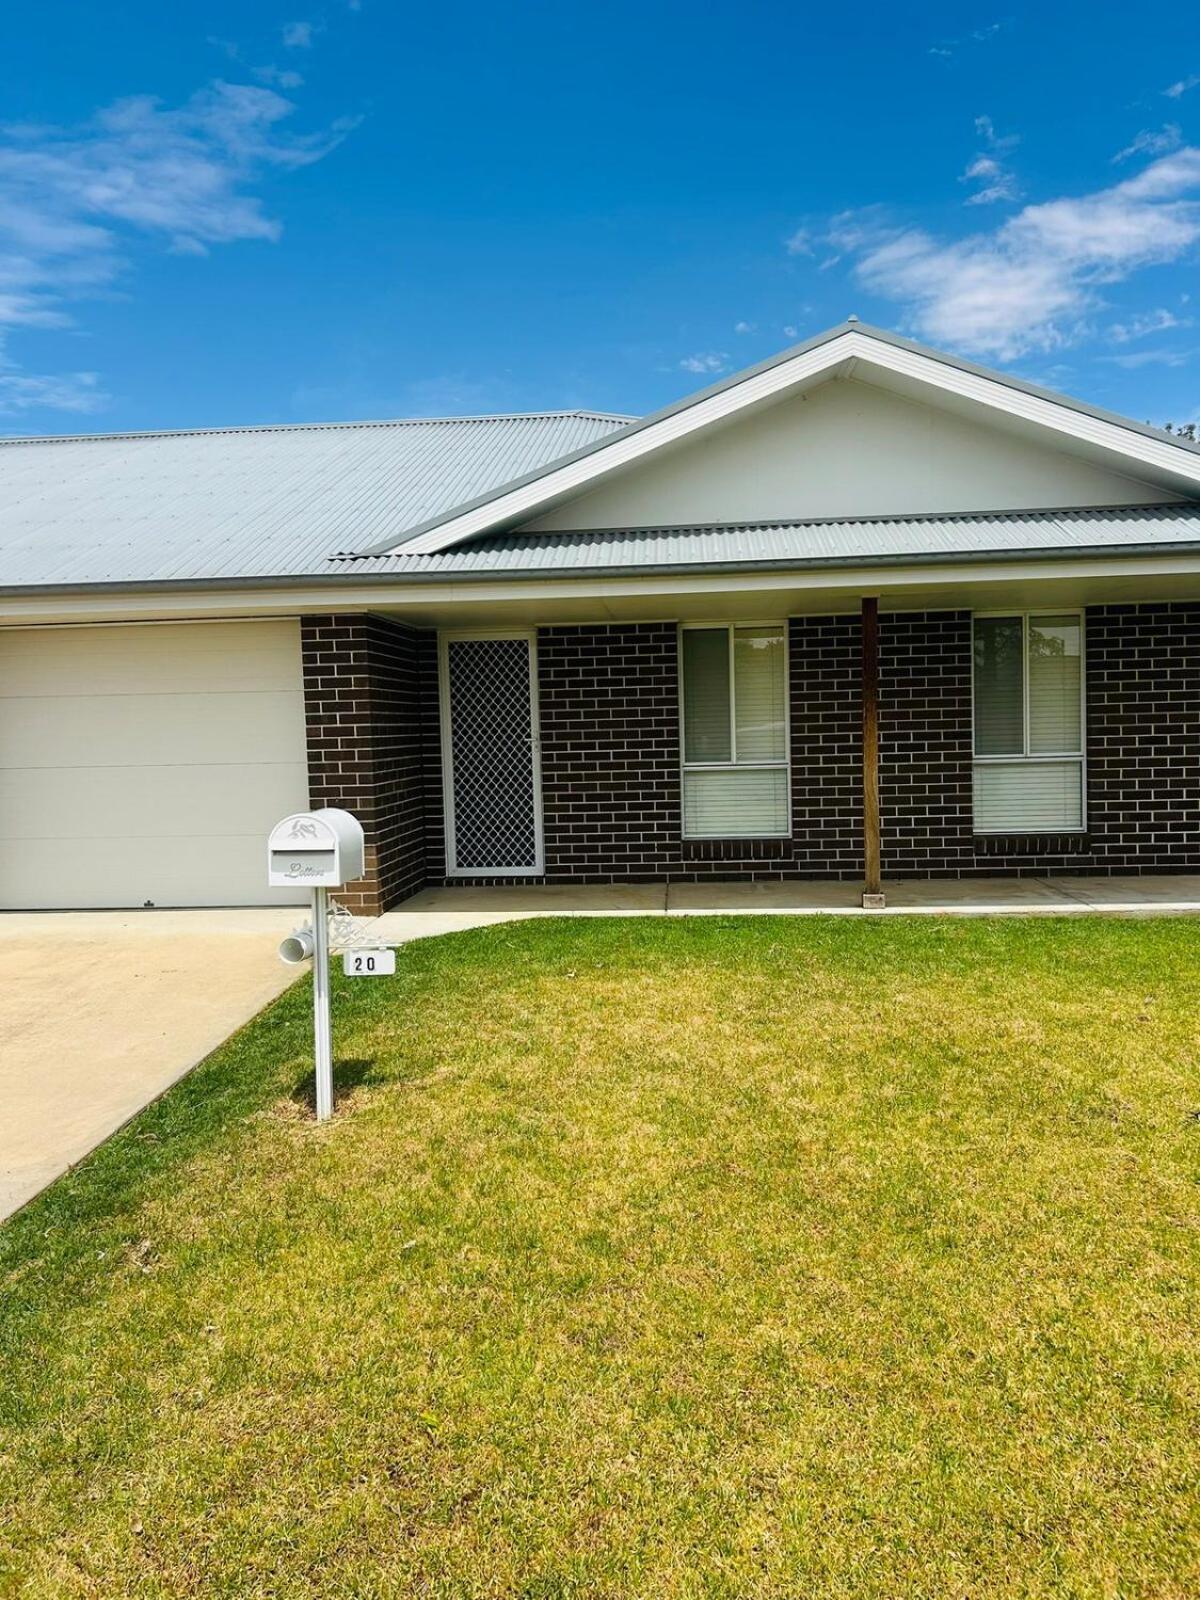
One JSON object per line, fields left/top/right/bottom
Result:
{"left": 971, "top": 609, "right": 1087, "bottom": 834}
{"left": 678, "top": 620, "right": 792, "bottom": 840}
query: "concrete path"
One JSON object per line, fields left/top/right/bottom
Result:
{"left": 0, "top": 909, "right": 299, "bottom": 1221}
{"left": 376, "top": 875, "right": 1200, "bottom": 940}
{"left": 4, "top": 875, "right": 1198, "bottom": 1223}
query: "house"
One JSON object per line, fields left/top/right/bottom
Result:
{"left": 1, "top": 319, "right": 1198, "bottom": 914}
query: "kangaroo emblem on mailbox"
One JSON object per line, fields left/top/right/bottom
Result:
{"left": 287, "top": 818, "right": 320, "bottom": 841}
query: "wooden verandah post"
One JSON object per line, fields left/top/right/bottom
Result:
{"left": 861, "top": 596, "right": 885, "bottom": 909}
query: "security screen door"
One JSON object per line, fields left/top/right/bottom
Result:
{"left": 440, "top": 632, "right": 544, "bottom": 875}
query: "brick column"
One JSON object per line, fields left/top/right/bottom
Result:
{"left": 300, "top": 614, "right": 428, "bottom": 914}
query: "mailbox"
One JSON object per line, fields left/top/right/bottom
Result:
{"left": 267, "top": 808, "right": 365, "bottom": 889}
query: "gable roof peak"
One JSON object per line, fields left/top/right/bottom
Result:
{"left": 363, "top": 319, "right": 1200, "bottom": 558}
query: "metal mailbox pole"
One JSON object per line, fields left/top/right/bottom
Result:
{"left": 268, "top": 808, "right": 365, "bottom": 1124}
{"left": 311, "top": 883, "right": 333, "bottom": 1121}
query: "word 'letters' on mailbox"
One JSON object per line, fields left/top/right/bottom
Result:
{"left": 268, "top": 809, "right": 365, "bottom": 889}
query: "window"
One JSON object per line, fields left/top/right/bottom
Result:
{"left": 680, "top": 624, "right": 789, "bottom": 837}
{"left": 972, "top": 612, "right": 1084, "bottom": 832}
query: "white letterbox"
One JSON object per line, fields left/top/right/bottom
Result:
{"left": 267, "top": 808, "right": 365, "bottom": 889}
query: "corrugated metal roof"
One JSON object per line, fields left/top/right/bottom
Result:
{"left": 334, "top": 504, "right": 1200, "bottom": 578}
{"left": 0, "top": 410, "right": 632, "bottom": 588}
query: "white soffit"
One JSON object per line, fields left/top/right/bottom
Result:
{"left": 388, "top": 328, "right": 1200, "bottom": 556}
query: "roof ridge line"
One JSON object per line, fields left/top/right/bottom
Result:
{"left": 0, "top": 408, "right": 638, "bottom": 449}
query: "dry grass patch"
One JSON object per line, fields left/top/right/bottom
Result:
{"left": 2, "top": 915, "right": 1200, "bottom": 1597}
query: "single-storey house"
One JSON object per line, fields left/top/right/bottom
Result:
{"left": 1, "top": 320, "right": 1197, "bottom": 913}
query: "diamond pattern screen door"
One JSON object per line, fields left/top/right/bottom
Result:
{"left": 439, "top": 632, "right": 544, "bottom": 875}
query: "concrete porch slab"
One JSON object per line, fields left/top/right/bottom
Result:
{"left": 374, "top": 875, "right": 1200, "bottom": 942}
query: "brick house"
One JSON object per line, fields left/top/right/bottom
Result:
{"left": 1, "top": 321, "right": 1198, "bottom": 912}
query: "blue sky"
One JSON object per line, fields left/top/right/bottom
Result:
{"left": 3, "top": 2, "right": 1199, "bottom": 434}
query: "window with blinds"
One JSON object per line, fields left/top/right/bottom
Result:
{"left": 972, "top": 613, "right": 1084, "bottom": 832}
{"left": 680, "top": 625, "right": 789, "bottom": 837}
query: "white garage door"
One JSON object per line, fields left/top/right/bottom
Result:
{"left": 0, "top": 621, "right": 311, "bottom": 909}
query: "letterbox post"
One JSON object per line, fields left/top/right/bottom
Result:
{"left": 311, "top": 883, "right": 333, "bottom": 1121}
{"left": 268, "top": 808, "right": 366, "bottom": 1123}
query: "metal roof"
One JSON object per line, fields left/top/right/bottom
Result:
{"left": 5, "top": 503, "right": 1199, "bottom": 594}
{"left": 0, "top": 410, "right": 631, "bottom": 588}
{"left": 333, "top": 504, "right": 1200, "bottom": 579}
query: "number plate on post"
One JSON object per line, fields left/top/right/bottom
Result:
{"left": 343, "top": 949, "right": 397, "bottom": 977}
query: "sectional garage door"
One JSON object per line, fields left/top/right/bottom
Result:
{"left": 0, "top": 621, "right": 311, "bottom": 909}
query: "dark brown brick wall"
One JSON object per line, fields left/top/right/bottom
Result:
{"left": 302, "top": 602, "right": 1199, "bottom": 905}
{"left": 430, "top": 618, "right": 868, "bottom": 886}
{"left": 539, "top": 623, "right": 681, "bottom": 880}
{"left": 789, "top": 614, "right": 863, "bottom": 877}
{"left": 879, "top": 611, "right": 974, "bottom": 877}
{"left": 300, "top": 613, "right": 426, "bottom": 915}
{"left": 878, "top": 601, "right": 1200, "bottom": 877}
{"left": 1085, "top": 603, "right": 1200, "bottom": 870}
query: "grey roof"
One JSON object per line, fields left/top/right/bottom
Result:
{"left": 5, "top": 502, "right": 1199, "bottom": 593}
{"left": 4, "top": 317, "right": 1200, "bottom": 593}
{"left": 0, "top": 410, "right": 631, "bottom": 588}
{"left": 332, "top": 504, "right": 1200, "bottom": 579}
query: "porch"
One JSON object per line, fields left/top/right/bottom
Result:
{"left": 372, "top": 874, "right": 1200, "bottom": 941}
{"left": 303, "top": 593, "right": 1199, "bottom": 917}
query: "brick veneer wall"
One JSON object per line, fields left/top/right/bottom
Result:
{"left": 300, "top": 613, "right": 426, "bottom": 914}
{"left": 1084, "top": 603, "right": 1200, "bottom": 870}
{"left": 538, "top": 623, "right": 682, "bottom": 879}
{"left": 878, "top": 601, "right": 1200, "bottom": 877}
{"left": 304, "top": 601, "right": 1197, "bottom": 907}
{"left": 424, "top": 618, "right": 868, "bottom": 887}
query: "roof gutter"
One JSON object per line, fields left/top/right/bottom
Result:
{"left": 4, "top": 540, "right": 1200, "bottom": 600}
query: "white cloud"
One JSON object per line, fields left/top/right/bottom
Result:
{"left": 207, "top": 36, "right": 305, "bottom": 91}
{"left": 0, "top": 79, "right": 350, "bottom": 414}
{"left": 782, "top": 324, "right": 798, "bottom": 338}
{"left": 1105, "top": 346, "right": 1194, "bottom": 368}
{"left": 1108, "top": 307, "right": 1186, "bottom": 341}
{"left": 679, "top": 352, "right": 728, "bottom": 374}
{"left": 0, "top": 369, "right": 107, "bottom": 416}
{"left": 1164, "top": 74, "right": 1200, "bottom": 99}
{"left": 1114, "top": 124, "right": 1182, "bottom": 163}
{"left": 785, "top": 227, "right": 812, "bottom": 256}
{"left": 929, "top": 21, "right": 1003, "bottom": 58}
{"left": 961, "top": 117, "right": 1020, "bottom": 205}
{"left": 733, "top": 320, "right": 755, "bottom": 334}
{"left": 832, "top": 146, "right": 1200, "bottom": 359}
{"left": 283, "top": 21, "right": 316, "bottom": 48}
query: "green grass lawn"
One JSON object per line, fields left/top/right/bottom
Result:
{"left": 3, "top": 916, "right": 1200, "bottom": 1598}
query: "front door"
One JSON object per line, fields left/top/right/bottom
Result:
{"left": 439, "top": 631, "right": 543, "bottom": 875}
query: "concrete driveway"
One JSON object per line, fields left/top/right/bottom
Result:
{"left": 0, "top": 908, "right": 300, "bottom": 1221}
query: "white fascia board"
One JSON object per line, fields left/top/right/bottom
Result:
{"left": 395, "top": 329, "right": 1200, "bottom": 556}
{"left": 5, "top": 551, "right": 1200, "bottom": 627}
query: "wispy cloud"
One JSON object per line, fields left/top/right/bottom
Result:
{"left": 785, "top": 227, "right": 813, "bottom": 256}
{"left": 1114, "top": 124, "right": 1182, "bottom": 163}
{"left": 0, "top": 369, "right": 107, "bottom": 418}
{"left": 1164, "top": 74, "right": 1200, "bottom": 99}
{"left": 0, "top": 79, "right": 351, "bottom": 415}
{"left": 1104, "top": 345, "right": 1195, "bottom": 369}
{"left": 283, "top": 21, "right": 317, "bottom": 48}
{"left": 930, "top": 20, "right": 1004, "bottom": 58}
{"left": 1108, "top": 307, "right": 1186, "bottom": 341}
{"left": 208, "top": 36, "right": 305, "bottom": 90}
{"left": 733, "top": 320, "right": 755, "bottom": 334}
{"left": 960, "top": 116, "right": 1020, "bottom": 205}
{"left": 679, "top": 352, "right": 728, "bottom": 374}
{"left": 822, "top": 146, "right": 1200, "bottom": 359}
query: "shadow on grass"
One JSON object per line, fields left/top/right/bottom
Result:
{"left": 289, "top": 1056, "right": 384, "bottom": 1114}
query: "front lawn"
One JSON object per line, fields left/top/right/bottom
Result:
{"left": 2, "top": 916, "right": 1199, "bottom": 1597}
